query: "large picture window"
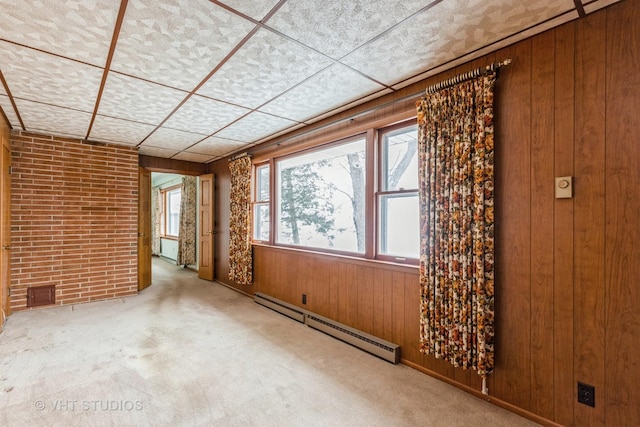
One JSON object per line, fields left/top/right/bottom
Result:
{"left": 251, "top": 119, "right": 418, "bottom": 265}
{"left": 276, "top": 136, "right": 366, "bottom": 253}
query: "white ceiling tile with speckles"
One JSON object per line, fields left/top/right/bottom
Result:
{"left": 0, "top": 0, "right": 119, "bottom": 66}
{"left": 89, "top": 115, "right": 157, "bottom": 146}
{"left": 138, "top": 146, "right": 181, "bottom": 158}
{"left": 111, "top": 0, "right": 256, "bottom": 91}
{"left": 197, "top": 28, "right": 334, "bottom": 109}
{"left": 163, "top": 95, "right": 250, "bottom": 135}
{"left": 259, "top": 64, "right": 386, "bottom": 123}
{"left": 0, "top": 41, "right": 103, "bottom": 112}
{"left": 16, "top": 99, "right": 92, "bottom": 139}
{"left": 218, "top": 0, "right": 282, "bottom": 21}
{"left": 172, "top": 151, "right": 214, "bottom": 163}
{"left": 97, "top": 73, "right": 187, "bottom": 125}
{"left": 141, "top": 127, "right": 208, "bottom": 150}
{"left": 342, "top": 0, "right": 576, "bottom": 86}
{"left": 187, "top": 137, "right": 249, "bottom": 157}
{"left": 266, "top": 0, "right": 432, "bottom": 60}
{"left": 215, "top": 112, "right": 298, "bottom": 143}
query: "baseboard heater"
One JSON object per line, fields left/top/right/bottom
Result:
{"left": 253, "top": 293, "right": 400, "bottom": 364}
{"left": 306, "top": 312, "right": 400, "bottom": 364}
{"left": 254, "top": 292, "right": 306, "bottom": 323}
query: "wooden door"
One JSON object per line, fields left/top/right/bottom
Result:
{"left": 1, "top": 135, "right": 10, "bottom": 328}
{"left": 198, "top": 174, "right": 214, "bottom": 281}
{"left": 138, "top": 167, "right": 151, "bottom": 291}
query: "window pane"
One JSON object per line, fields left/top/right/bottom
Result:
{"left": 276, "top": 138, "right": 366, "bottom": 253}
{"left": 167, "top": 188, "right": 181, "bottom": 237}
{"left": 379, "top": 193, "right": 419, "bottom": 258}
{"left": 253, "top": 204, "right": 270, "bottom": 241}
{"left": 382, "top": 125, "right": 418, "bottom": 191}
{"left": 256, "top": 165, "right": 269, "bottom": 202}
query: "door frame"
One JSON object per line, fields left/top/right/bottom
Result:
{"left": 138, "top": 163, "right": 211, "bottom": 286}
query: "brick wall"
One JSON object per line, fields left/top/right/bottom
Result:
{"left": 10, "top": 131, "right": 139, "bottom": 310}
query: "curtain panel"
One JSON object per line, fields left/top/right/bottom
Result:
{"left": 177, "top": 176, "right": 197, "bottom": 266}
{"left": 151, "top": 187, "right": 161, "bottom": 256}
{"left": 228, "top": 156, "right": 253, "bottom": 285}
{"left": 416, "top": 72, "right": 496, "bottom": 378}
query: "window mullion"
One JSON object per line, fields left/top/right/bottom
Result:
{"left": 365, "top": 128, "right": 376, "bottom": 259}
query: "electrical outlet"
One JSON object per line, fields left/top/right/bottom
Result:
{"left": 302, "top": 294, "right": 307, "bottom": 305}
{"left": 577, "top": 382, "right": 595, "bottom": 407}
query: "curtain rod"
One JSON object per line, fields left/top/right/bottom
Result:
{"left": 425, "top": 59, "right": 512, "bottom": 94}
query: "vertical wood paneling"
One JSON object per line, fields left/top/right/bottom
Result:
{"left": 312, "top": 258, "right": 331, "bottom": 316}
{"left": 553, "top": 22, "right": 576, "bottom": 427}
{"left": 357, "top": 266, "right": 374, "bottom": 334}
{"left": 329, "top": 262, "right": 340, "bottom": 320}
{"left": 529, "top": 30, "right": 556, "bottom": 420}
{"left": 493, "top": 41, "right": 533, "bottom": 410}
{"left": 392, "top": 271, "right": 405, "bottom": 348}
{"left": 604, "top": 2, "right": 640, "bottom": 425}
{"left": 373, "top": 269, "right": 385, "bottom": 338}
{"left": 382, "top": 270, "right": 394, "bottom": 342}
{"left": 345, "top": 263, "right": 358, "bottom": 328}
{"left": 574, "top": 10, "right": 607, "bottom": 426}
{"left": 403, "top": 273, "right": 420, "bottom": 362}
{"left": 337, "top": 262, "right": 349, "bottom": 325}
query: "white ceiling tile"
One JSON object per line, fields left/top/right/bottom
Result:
{"left": 16, "top": 99, "right": 92, "bottom": 139}
{"left": 197, "top": 29, "right": 333, "bottom": 109}
{"left": 215, "top": 112, "right": 298, "bottom": 143}
{"left": 98, "top": 73, "right": 187, "bottom": 125}
{"left": 584, "top": 0, "right": 623, "bottom": 13}
{"left": 138, "top": 146, "right": 180, "bottom": 158}
{"left": 0, "top": 0, "right": 119, "bottom": 66}
{"left": 305, "top": 89, "right": 395, "bottom": 125}
{"left": 111, "top": 0, "right": 256, "bottom": 90}
{"left": 342, "top": 0, "right": 576, "bottom": 86}
{"left": 218, "top": 0, "right": 281, "bottom": 20}
{"left": 89, "top": 115, "right": 157, "bottom": 146}
{"left": 187, "top": 137, "right": 249, "bottom": 157}
{"left": 142, "top": 127, "right": 207, "bottom": 150}
{"left": 391, "top": 10, "right": 579, "bottom": 90}
{"left": 172, "top": 151, "right": 214, "bottom": 163}
{"left": 259, "top": 64, "right": 386, "bottom": 123}
{"left": 163, "top": 95, "right": 249, "bottom": 135}
{"left": 0, "top": 95, "right": 21, "bottom": 129}
{"left": 0, "top": 41, "right": 103, "bottom": 112}
{"left": 266, "top": 0, "right": 431, "bottom": 59}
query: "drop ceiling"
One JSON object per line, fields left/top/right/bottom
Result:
{"left": 0, "top": 0, "right": 621, "bottom": 163}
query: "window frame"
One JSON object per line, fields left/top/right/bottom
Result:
{"left": 252, "top": 162, "right": 271, "bottom": 243}
{"left": 249, "top": 117, "right": 419, "bottom": 267}
{"left": 375, "top": 120, "right": 419, "bottom": 265}
{"left": 160, "top": 184, "right": 181, "bottom": 239}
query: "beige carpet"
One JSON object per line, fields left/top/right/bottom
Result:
{"left": 0, "top": 258, "right": 539, "bottom": 426}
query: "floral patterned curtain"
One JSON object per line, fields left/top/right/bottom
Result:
{"left": 416, "top": 72, "right": 496, "bottom": 378}
{"left": 151, "top": 187, "right": 161, "bottom": 256}
{"left": 228, "top": 156, "right": 252, "bottom": 285}
{"left": 177, "top": 176, "right": 197, "bottom": 266}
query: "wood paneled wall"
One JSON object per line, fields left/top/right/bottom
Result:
{"left": 211, "top": 2, "right": 640, "bottom": 425}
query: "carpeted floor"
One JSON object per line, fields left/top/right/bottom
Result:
{"left": 0, "top": 257, "right": 539, "bottom": 426}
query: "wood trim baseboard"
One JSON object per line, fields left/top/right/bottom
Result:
{"left": 400, "top": 359, "right": 562, "bottom": 427}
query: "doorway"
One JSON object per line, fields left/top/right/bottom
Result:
{"left": 138, "top": 171, "right": 214, "bottom": 289}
